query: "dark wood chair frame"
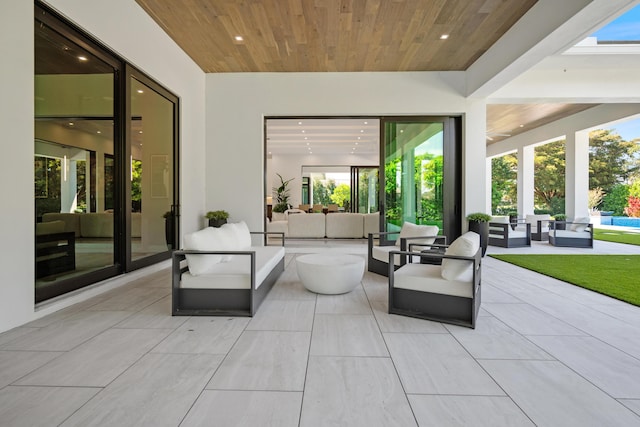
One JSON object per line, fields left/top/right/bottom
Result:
{"left": 172, "top": 231, "right": 285, "bottom": 317}
{"left": 488, "top": 221, "right": 531, "bottom": 248}
{"left": 388, "top": 245, "right": 482, "bottom": 329}
{"left": 548, "top": 221, "right": 594, "bottom": 248}
{"left": 530, "top": 219, "right": 550, "bottom": 241}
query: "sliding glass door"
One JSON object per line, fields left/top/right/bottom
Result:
{"left": 351, "top": 166, "right": 379, "bottom": 213}
{"left": 381, "top": 117, "right": 461, "bottom": 238}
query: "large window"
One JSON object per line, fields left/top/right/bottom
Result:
{"left": 34, "top": 3, "right": 178, "bottom": 302}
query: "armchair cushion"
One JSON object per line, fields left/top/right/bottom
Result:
{"left": 570, "top": 217, "right": 590, "bottom": 232}
{"left": 393, "top": 263, "right": 473, "bottom": 298}
{"left": 441, "top": 232, "right": 479, "bottom": 282}
{"left": 395, "top": 222, "right": 439, "bottom": 246}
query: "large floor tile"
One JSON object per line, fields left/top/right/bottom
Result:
{"left": 0, "top": 351, "right": 63, "bottom": 388}
{"left": 86, "top": 287, "right": 168, "bottom": 312}
{"left": 114, "top": 295, "right": 189, "bottom": 329}
{"left": 0, "top": 386, "right": 100, "bottom": 427}
{"left": 265, "top": 264, "right": 317, "bottom": 301}
{"left": 0, "top": 328, "right": 40, "bottom": 346}
{"left": 408, "top": 395, "right": 535, "bottom": 427}
{"left": 620, "top": 399, "right": 640, "bottom": 416}
{"left": 445, "top": 317, "right": 553, "bottom": 360}
{"left": 60, "top": 353, "right": 223, "bottom": 427}
{"left": 384, "top": 333, "right": 503, "bottom": 395}
{"left": 528, "top": 335, "right": 640, "bottom": 398}
{"left": 480, "top": 359, "right": 640, "bottom": 427}
{"left": 482, "top": 303, "right": 586, "bottom": 336}
{"left": 315, "top": 289, "right": 372, "bottom": 314}
{"left": 300, "top": 356, "right": 416, "bottom": 427}
{"left": 482, "top": 283, "right": 524, "bottom": 303}
{"left": 151, "top": 316, "right": 249, "bottom": 354}
{"left": 16, "top": 328, "right": 171, "bottom": 387}
{"left": 181, "top": 390, "right": 302, "bottom": 427}
{"left": 0, "top": 311, "right": 132, "bottom": 351}
{"left": 310, "top": 314, "right": 388, "bottom": 357}
{"left": 207, "top": 331, "right": 310, "bottom": 391}
{"left": 246, "top": 300, "right": 316, "bottom": 331}
{"left": 370, "top": 301, "right": 448, "bottom": 333}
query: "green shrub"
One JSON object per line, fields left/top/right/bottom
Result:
{"left": 601, "top": 184, "right": 629, "bottom": 216}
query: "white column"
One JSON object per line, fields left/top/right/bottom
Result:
{"left": 517, "top": 145, "right": 535, "bottom": 215}
{"left": 565, "top": 130, "right": 590, "bottom": 219}
{"left": 486, "top": 157, "right": 493, "bottom": 214}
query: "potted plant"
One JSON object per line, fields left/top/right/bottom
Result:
{"left": 272, "top": 173, "right": 294, "bottom": 215}
{"left": 507, "top": 210, "right": 518, "bottom": 230}
{"left": 163, "top": 211, "right": 174, "bottom": 249}
{"left": 553, "top": 213, "right": 567, "bottom": 230}
{"left": 466, "top": 212, "right": 492, "bottom": 256}
{"left": 205, "top": 210, "right": 229, "bottom": 227}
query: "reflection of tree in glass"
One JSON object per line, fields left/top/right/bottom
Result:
{"left": 330, "top": 184, "right": 351, "bottom": 209}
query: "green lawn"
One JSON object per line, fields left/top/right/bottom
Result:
{"left": 490, "top": 254, "right": 640, "bottom": 306}
{"left": 594, "top": 228, "right": 640, "bottom": 246}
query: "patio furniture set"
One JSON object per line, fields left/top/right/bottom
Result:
{"left": 171, "top": 219, "right": 482, "bottom": 329}
{"left": 488, "top": 214, "right": 594, "bottom": 249}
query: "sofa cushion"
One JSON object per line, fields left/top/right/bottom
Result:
{"left": 491, "top": 215, "right": 510, "bottom": 224}
{"left": 35, "top": 220, "right": 66, "bottom": 236}
{"left": 441, "top": 231, "right": 479, "bottom": 282}
{"left": 183, "top": 226, "right": 236, "bottom": 275}
{"left": 325, "top": 213, "right": 364, "bottom": 238}
{"left": 363, "top": 213, "right": 379, "bottom": 237}
{"left": 395, "top": 222, "right": 439, "bottom": 247}
{"left": 570, "top": 217, "right": 590, "bottom": 232}
{"left": 288, "top": 213, "right": 326, "bottom": 238}
{"left": 371, "top": 245, "right": 422, "bottom": 265}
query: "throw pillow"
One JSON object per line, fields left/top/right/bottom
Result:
{"left": 183, "top": 226, "right": 235, "bottom": 275}
{"left": 570, "top": 217, "right": 590, "bottom": 232}
{"left": 222, "top": 221, "right": 252, "bottom": 249}
{"left": 395, "top": 222, "right": 439, "bottom": 247}
{"left": 441, "top": 231, "right": 479, "bottom": 281}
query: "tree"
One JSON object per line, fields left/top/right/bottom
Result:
{"left": 589, "top": 129, "right": 640, "bottom": 193}
{"left": 491, "top": 154, "right": 517, "bottom": 214}
{"left": 313, "top": 178, "right": 335, "bottom": 205}
{"left": 330, "top": 183, "right": 351, "bottom": 208}
{"left": 601, "top": 184, "right": 629, "bottom": 215}
{"left": 534, "top": 140, "right": 565, "bottom": 210}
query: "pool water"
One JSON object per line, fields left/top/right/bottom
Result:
{"left": 600, "top": 216, "right": 640, "bottom": 228}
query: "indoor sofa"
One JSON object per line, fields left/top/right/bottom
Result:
{"left": 172, "top": 221, "right": 285, "bottom": 316}
{"left": 267, "top": 211, "right": 379, "bottom": 239}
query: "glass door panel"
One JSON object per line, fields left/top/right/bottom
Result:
{"left": 382, "top": 120, "right": 445, "bottom": 234}
{"left": 350, "top": 166, "right": 379, "bottom": 213}
{"left": 128, "top": 77, "right": 176, "bottom": 263}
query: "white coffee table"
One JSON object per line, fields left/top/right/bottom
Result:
{"left": 296, "top": 254, "right": 365, "bottom": 294}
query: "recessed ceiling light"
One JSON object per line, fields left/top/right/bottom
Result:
{"left": 520, "top": 124, "right": 524, "bottom": 128}
{"left": 302, "top": 130, "right": 305, "bottom": 133}
{"left": 68, "top": 122, "right": 74, "bottom": 126}
{"left": 440, "top": 34, "right": 449, "bottom": 40}
{"left": 234, "top": 35, "right": 244, "bottom": 41}
{"left": 360, "top": 130, "right": 364, "bottom": 133}
{"left": 97, "top": 130, "right": 101, "bottom": 134}
{"left": 364, "top": 121, "right": 368, "bottom": 125}
{"left": 78, "top": 55, "right": 87, "bottom": 61}
{"left": 304, "top": 137, "right": 308, "bottom": 140}
{"left": 355, "top": 142, "right": 359, "bottom": 145}
{"left": 357, "top": 136, "right": 361, "bottom": 140}
{"left": 137, "top": 89, "right": 144, "bottom": 94}
{"left": 139, "top": 131, "right": 143, "bottom": 134}
{"left": 298, "top": 121, "right": 302, "bottom": 125}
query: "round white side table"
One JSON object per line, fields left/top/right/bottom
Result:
{"left": 296, "top": 254, "right": 365, "bottom": 294}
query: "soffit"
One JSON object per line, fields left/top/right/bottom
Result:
{"left": 134, "top": 0, "right": 537, "bottom": 73}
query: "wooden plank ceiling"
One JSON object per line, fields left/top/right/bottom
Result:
{"left": 135, "top": 0, "right": 537, "bottom": 73}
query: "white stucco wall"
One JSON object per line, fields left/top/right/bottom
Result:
{"left": 0, "top": 0, "right": 206, "bottom": 333}
{"left": 205, "top": 72, "right": 487, "bottom": 233}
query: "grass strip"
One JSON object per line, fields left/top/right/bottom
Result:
{"left": 593, "top": 228, "right": 640, "bottom": 246}
{"left": 490, "top": 254, "right": 640, "bottom": 306}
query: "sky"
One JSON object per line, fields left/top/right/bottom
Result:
{"left": 591, "top": 4, "right": 640, "bottom": 40}
{"left": 608, "top": 118, "right": 640, "bottom": 141}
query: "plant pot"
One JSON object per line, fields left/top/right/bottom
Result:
{"left": 468, "top": 220, "right": 488, "bottom": 257}
{"left": 509, "top": 213, "right": 518, "bottom": 230}
{"left": 165, "top": 217, "right": 174, "bottom": 249}
{"left": 209, "top": 218, "right": 227, "bottom": 228}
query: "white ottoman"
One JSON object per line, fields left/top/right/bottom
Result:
{"left": 296, "top": 254, "right": 365, "bottom": 294}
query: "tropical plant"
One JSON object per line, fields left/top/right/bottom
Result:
{"left": 588, "top": 187, "right": 605, "bottom": 213}
{"left": 272, "top": 173, "right": 294, "bottom": 213}
{"left": 601, "top": 184, "right": 629, "bottom": 216}
{"left": 553, "top": 214, "right": 567, "bottom": 221}
{"left": 625, "top": 196, "right": 640, "bottom": 218}
{"left": 330, "top": 183, "right": 351, "bottom": 208}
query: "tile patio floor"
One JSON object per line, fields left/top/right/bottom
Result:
{"left": 1, "top": 237, "right": 640, "bottom": 426}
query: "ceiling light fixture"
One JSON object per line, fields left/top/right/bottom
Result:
{"left": 68, "top": 122, "right": 74, "bottom": 126}
{"left": 302, "top": 130, "right": 305, "bottom": 133}
{"left": 97, "top": 130, "right": 101, "bottom": 134}
{"left": 234, "top": 35, "right": 244, "bottom": 41}
{"left": 360, "top": 130, "right": 364, "bottom": 133}
{"left": 137, "top": 89, "right": 144, "bottom": 94}
{"left": 364, "top": 121, "right": 368, "bottom": 125}
{"left": 440, "top": 34, "right": 449, "bottom": 40}
{"left": 78, "top": 55, "right": 88, "bottom": 61}
{"left": 298, "top": 121, "right": 302, "bottom": 125}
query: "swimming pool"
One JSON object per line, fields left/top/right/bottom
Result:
{"left": 599, "top": 216, "right": 640, "bottom": 228}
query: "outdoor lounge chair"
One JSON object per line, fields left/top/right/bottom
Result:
{"left": 489, "top": 216, "right": 531, "bottom": 248}
{"left": 548, "top": 217, "right": 593, "bottom": 248}
{"left": 388, "top": 231, "right": 482, "bottom": 329}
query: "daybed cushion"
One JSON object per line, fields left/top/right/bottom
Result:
{"left": 553, "top": 230, "right": 591, "bottom": 239}
{"left": 180, "top": 246, "right": 285, "bottom": 290}
{"left": 183, "top": 226, "right": 236, "bottom": 275}
{"left": 491, "top": 216, "right": 510, "bottom": 224}
{"left": 570, "top": 217, "right": 590, "bottom": 232}
{"left": 440, "top": 231, "right": 479, "bottom": 282}
{"left": 393, "top": 263, "right": 473, "bottom": 298}
{"left": 36, "top": 220, "right": 66, "bottom": 236}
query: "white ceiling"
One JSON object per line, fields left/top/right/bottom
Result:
{"left": 266, "top": 118, "right": 380, "bottom": 156}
